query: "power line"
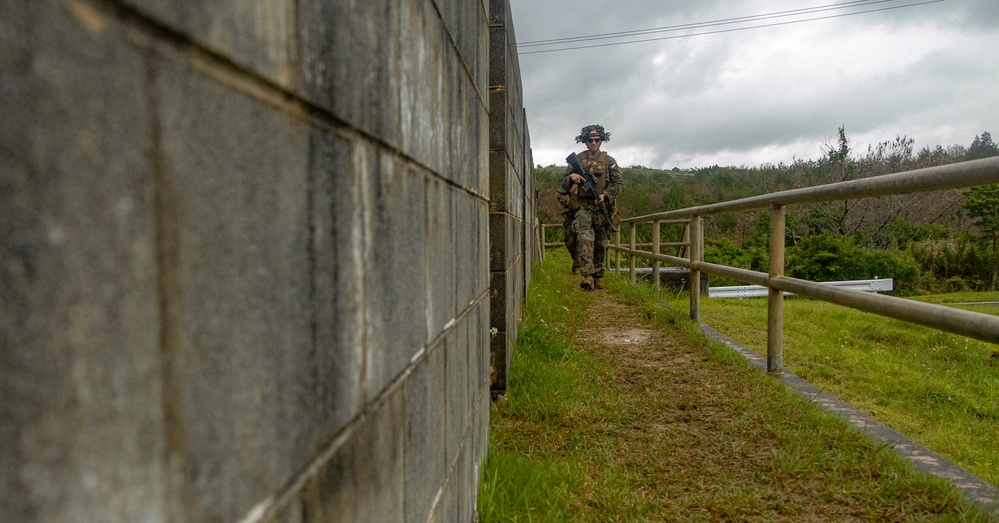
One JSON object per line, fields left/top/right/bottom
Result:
{"left": 519, "top": 0, "right": 945, "bottom": 55}
{"left": 518, "top": 0, "right": 888, "bottom": 47}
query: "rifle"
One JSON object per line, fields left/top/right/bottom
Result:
{"left": 566, "top": 152, "right": 616, "bottom": 232}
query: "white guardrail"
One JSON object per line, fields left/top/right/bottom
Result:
{"left": 708, "top": 278, "right": 894, "bottom": 298}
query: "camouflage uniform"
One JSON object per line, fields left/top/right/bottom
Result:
{"left": 556, "top": 184, "right": 580, "bottom": 272}
{"left": 562, "top": 149, "right": 622, "bottom": 282}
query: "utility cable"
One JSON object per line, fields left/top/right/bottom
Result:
{"left": 519, "top": 0, "right": 891, "bottom": 47}
{"left": 519, "top": 0, "right": 944, "bottom": 55}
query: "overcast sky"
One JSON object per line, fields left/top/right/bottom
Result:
{"left": 508, "top": 0, "right": 999, "bottom": 170}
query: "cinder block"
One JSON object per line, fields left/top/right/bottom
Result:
{"left": 443, "top": 60, "right": 467, "bottom": 188}
{"left": 456, "top": 195, "right": 481, "bottom": 311}
{"left": 488, "top": 88, "right": 509, "bottom": 153}
{"left": 362, "top": 145, "right": 428, "bottom": 400}
{"left": 475, "top": 114, "right": 491, "bottom": 197}
{"left": 503, "top": 267, "right": 518, "bottom": 339}
{"left": 488, "top": 14, "right": 509, "bottom": 89}
{"left": 0, "top": 3, "right": 164, "bottom": 520}
{"left": 154, "top": 52, "right": 314, "bottom": 521}
{"left": 308, "top": 129, "right": 364, "bottom": 437}
{"left": 506, "top": 213, "right": 521, "bottom": 267}
{"left": 488, "top": 212, "right": 507, "bottom": 271}
{"left": 271, "top": 502, "right": 304, "bottom": 523}
{"left": 305, "top": 389, "right": 405, "bottom": 522}
{"left": 489, "top": 323, "right": 510, "bottom": 394}
{"left": 431, "top": 471, "right": 459, "bottom": 523}
{"left": 298, "top": 0, "right": 401, "bottom": 146}
{"left": 445, "top": 327, "right": 468, "bottom": 467}
{"left": 443, "top": 61, "right": 489, "bottom": 193}
{"left": 477, "top": 203, "right": 490, "bottom": 293}
{"left": 478, "top": 299, "right": 492, "bottom": 396}
{"left": 508, "top": 164, "right": 525, "bottom": 218}
{"left": 466, "top": 308, "right": 481, "bottom": 418}
{"left": 403, "top": 343, "right": 446, "bottom": 523}
{"left": 489, "top": 271, "right": 507, "bottom": 329}
{"left": 426, "top": 179, "right": 457, "bottom": 342}
{"left": 397, "top": 0, "right": 446, "bottom": 172}
{"left": 122, "top": 0, "right": 296, "bottom": 89}
{"left": 456, "top": 438, "right": 473, "bottom": 522}
{"left": 487, "top": 151, "right": 507, "bottom": 212}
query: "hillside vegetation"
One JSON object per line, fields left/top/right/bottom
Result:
{"left": 538, "top": 129, "right": 999, "bottom": 293}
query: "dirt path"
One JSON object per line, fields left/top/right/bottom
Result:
{"left": 573, "top": 290, "right": 748, "bottom": 444}
{"left": 566, "top": 289, "right": 798, "bottom": 518}
{"left": 558, "top": 287, "right": 978, "bottom": 521}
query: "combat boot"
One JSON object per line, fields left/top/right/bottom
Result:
{"left": 593, "top": 277, "right": 603, "bottom": 289}
{"left": 580, "top": 275, "right": 593, "bottom": 290}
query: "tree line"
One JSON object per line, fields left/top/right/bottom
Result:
{"left": 536, "top": 130, "right": 999, "bottom": 293}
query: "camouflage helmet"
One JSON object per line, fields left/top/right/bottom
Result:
{"left": 575, "top": 124, "right": 610, "bottom": 143}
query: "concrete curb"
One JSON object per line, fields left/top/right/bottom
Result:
{"left": 699, "top": 323, "right": 999, "bottom": 518}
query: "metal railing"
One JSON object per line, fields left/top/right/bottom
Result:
{"left": 607, "top": 157, "right": 999, "bottom": 373}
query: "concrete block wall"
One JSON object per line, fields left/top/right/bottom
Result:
{"left": 1, "top": 0, "right": 525, "bottom": 521}
{"left": 488, "top": 0, "right": 534, "bottom": 396}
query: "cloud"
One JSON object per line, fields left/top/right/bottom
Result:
{"left": 512, "top": 0, "right": 999, "bottom": 169}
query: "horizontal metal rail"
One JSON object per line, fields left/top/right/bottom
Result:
{"left": 619, "top": 246, "right": 999, "bottom": 343}
{"left": 770, "top": 275, "right": 999, "bottom": 344}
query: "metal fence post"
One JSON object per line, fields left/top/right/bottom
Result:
{"left": 680, "top": 221, "right": 690, "bottom": 259}
{"left": 629, "top": 223, "right": 637, "bottom": 283}
{"left": 615, "top": 227, "right": 621, "bottom": 272}
{"left": 539, "top": 223, "right": 546, "bottom": 263}
{"left": 689, "top": 216, "right": 701, "bottom": 321}
{"left": 652, "top": 220, "right": 661, "bottom": 289}
{"left": 768, "top": 205, "right": 785, "bottom": 373}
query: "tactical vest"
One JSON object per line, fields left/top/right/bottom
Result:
{"left": 578, "top": 151, "right": 609, "bottom": 198}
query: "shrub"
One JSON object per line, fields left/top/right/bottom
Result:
{"left": 786, "top": 233, "right": 920, "bottom": 290}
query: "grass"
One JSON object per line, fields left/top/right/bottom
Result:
{"left": 478, "top": 249, "right": 996, "bottom": 521}
{"left": 696, "top": 291, "right": 999, "bottom": 488}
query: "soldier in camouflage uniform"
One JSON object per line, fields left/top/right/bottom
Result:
{"left": 560, "top": 124, "right": 623, "bottom": 290}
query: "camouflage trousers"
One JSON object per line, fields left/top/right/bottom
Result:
{"left": 570, "top": 206, "right": 611, "bottom": 278}
{"left": 562, "top": 210, "right": 578, "bottom": 270}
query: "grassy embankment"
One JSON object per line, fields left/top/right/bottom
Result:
{"left": 478, "top": 249, "right": 994, "bottom": 522}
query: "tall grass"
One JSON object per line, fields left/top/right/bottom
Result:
{"left": 698, "top": 291, "right": 999, "bottom": 487}
{"left": 478, "top": 251, "right": 623, "bottom": 521}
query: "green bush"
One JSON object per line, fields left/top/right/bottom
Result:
{"left": 907, "top": 235, "right": 995, "bottom": 292}
{"left": 786, "top": 233, "right": 920, "bottom": 290}
{"left": 703, "top": 236, "right": 769, "bottom": 287}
